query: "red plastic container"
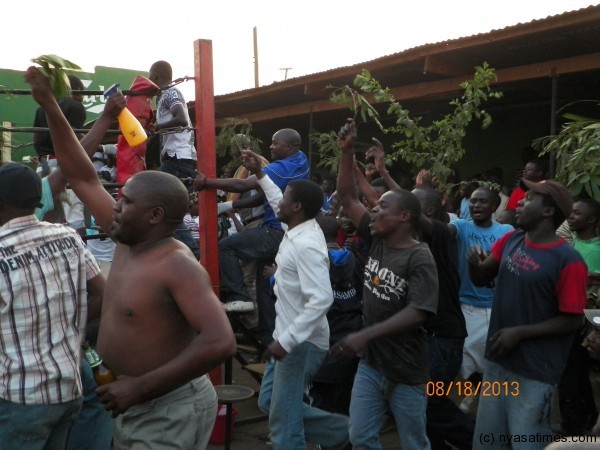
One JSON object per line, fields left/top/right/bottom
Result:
{"left": 209, "top": 404, "right": 239, "bottom": 445}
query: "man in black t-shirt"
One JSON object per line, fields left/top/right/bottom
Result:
{"left": 334, "top": 119, "right": 438, "bottom": 450}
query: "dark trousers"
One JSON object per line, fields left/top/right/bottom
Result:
{"left": 426, "top": 335, "right": 475, "bottom": 450}
{"left": 159, "top": 156, "right": 196, "bottom": 179}
{"left": 558, "top": 330, "right": 597, "bottom": 434}
{"left": 219, "top": 226, "right": 284, "bottom": 346}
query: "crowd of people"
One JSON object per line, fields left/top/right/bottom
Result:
{"left": 1, "top": 60, "right": 599, "bottom": 450}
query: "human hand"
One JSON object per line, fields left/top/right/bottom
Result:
{"left": 264, "top": 340, "right": 288, "bottom": 361}
{"left": 415, "top": 169, "right": 434, "bottom": 188}
{"left": 366, "top": 138, "right": 386, "bottom": 174}
{"left": 24, "top": 67, "right": 55, "bottom": 107}
{"left": 338, "top": 119, "right": 357, "bottom": 153}
{"left": 96, "top": 375, "right": 144, "bottom": 418}
{"left": 466, "top": 246, "right": 489, "bottom": 266}
{"left": 329, "top": 332, "right": 368, "bottom": 360}
{"left": 344, "top": 237, "right": 358, "bottom": 253}
{"left": 364, "top": 163, "right": 377, "bottom": 179}
{"left": 240, "top": 149, "right": 264, "bottom": 178}
{"left": 262, "top": 263, "right": 276, "bottom": 280}
{"left": 102, "top": 91, "right": 126, "bottom": 120}
{"left": 488, "top": 327, "right": 523, "bottom": 359}
{"left": 194, "top": 171, "right": 208, "bottom": 191}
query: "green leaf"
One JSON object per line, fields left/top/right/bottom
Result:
{"left": 31, "top": 54, "right": 82, "bottom": 99}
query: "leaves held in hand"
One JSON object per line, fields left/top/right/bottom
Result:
{"left": 313, "top": 63, "right": 503, "bottom": 188}
{"left": 31, "top": 54, "right": 82, "bottom": 100}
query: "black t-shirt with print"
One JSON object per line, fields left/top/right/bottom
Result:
{"left": 357, "top": 213, "right": 439, "bottom": 385}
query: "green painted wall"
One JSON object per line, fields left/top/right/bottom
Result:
{"left": 0, "top": 66, "right": 147, "bottom": 163}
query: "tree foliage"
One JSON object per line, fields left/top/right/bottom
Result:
{"left": 534, "top": 108, "right": 600, "bottom": 201}
{"left": 215, "top": 118, "right": 262, "bottom": 173}
{"left": 313, "top": 63, "right": 502, "bottom": 185}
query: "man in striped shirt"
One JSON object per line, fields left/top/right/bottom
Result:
{"left": 0, "top": 163, "right": 104, "bottom": 448}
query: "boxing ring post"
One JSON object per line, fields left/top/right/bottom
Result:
{"left": 194, "top": 39, "right": 222, "bottom": 384}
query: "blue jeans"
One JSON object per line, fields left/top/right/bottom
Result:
{"left": 66, "top": 360, "right": 113, "bottom": 450}
{"left": 0, "top": 396, "right": 82, "bottom": 449}
{"left": 258, "top": 342, "right": 349, "bottom": 450}
{"left": 219, "top": 226, "right": 284, "bottom": 344}
{"left": 473, "top": 361, "right": 555, "bottom": 450}
{"left": 349, "top": 361, "right": 430, "bottom": 450}
{"left": 426, "top": 335, "right": 474, "bottom": 450}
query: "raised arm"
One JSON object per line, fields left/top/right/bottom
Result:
{"left": 25, "top": 68, "right": 116, "bottom": 233}
{"left": 336, "top": 119, "right": 368, "bottom": 227}
{"left": 46, "top": 93, "right": 126, "bottom": 199}
{"left": 353, "top": 162, "right": 379, "bottom": 210}
{"left": 367, "top": 138, "right": 401, "bottom": 191}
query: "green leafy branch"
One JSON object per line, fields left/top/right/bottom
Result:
{"left": 328, "top": 84, "right": 384, "bottom": 130}
{"left": 312, "top": 63, "right": 502, "bottom": 186}
{"left": 311, "top": 80, "right": 386, "bottom": 175}
{"left": 353, "top": 63, "right": 502, "bottom": 186}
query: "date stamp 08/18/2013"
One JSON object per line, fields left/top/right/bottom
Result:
{"left": 426, "top": 380, "right": 520, "bottom": 397}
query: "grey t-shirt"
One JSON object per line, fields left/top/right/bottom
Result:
{"left": 357, "top": 213, "right": 439, "bottom": 385}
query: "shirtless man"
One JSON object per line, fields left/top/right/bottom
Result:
{"left": 25, "top": 67, "right": 236, "bottom": 450}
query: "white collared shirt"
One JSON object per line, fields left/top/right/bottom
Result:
{"left": 257, "top": 176, "right": 333, "bottom": 352}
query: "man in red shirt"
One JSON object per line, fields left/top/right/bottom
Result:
{"left": 498, "top": 158, "right": 546, "bottom": 225}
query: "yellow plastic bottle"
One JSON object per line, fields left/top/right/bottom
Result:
{"left": 104, "top": 84, "right": 148, "bottom": 147}
{"left": 117, "top": 107, "right": 147, "bottom": 147}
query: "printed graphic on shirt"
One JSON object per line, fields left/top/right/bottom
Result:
{"left": 0, "top": 236, "right": 81, "bottom": 274}
{"left": 364, "top": 256, "right": 408, "bottom": 302}
{"left": 505, "top": 247, "right": 541, "bottom": 276}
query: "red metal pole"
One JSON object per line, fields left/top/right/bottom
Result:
{"left": 194, "top": 39, "right": 222, "bottom": 384}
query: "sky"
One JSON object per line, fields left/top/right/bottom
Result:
{"left": 2, "top": 0, "right": 598, "bottom": 100}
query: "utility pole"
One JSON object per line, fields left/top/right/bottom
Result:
{"left": 253, "top": 27, "right": 259, "bottom": 88}
{"left": 280, "top": 67, "right": 292, "bottom": 80}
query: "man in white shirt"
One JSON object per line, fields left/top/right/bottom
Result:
{"left": 242, "top": 150, "right": 349, "bottom": 450}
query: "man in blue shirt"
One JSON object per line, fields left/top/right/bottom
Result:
{"left": 449, "top": 187, "right": 513, "bottom": 414}
{"left": 194, "top": 128, "right": 309, "bottom": 347}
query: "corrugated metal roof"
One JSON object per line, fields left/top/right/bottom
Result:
{"left": 214, "top": 4, "right": 600, "bottom": 98}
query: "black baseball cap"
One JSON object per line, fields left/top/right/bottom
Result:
{"left": 0, "top": 163, "right": 43, "bottom": 209}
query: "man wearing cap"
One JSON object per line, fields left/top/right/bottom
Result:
{"left": 0, "top": 163, "right": 104, "bottom": 448}
{"left": 468, "top": 179, "right": 588, "bottom": 448}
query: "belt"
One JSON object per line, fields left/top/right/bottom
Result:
{"left": 40, "top": 154, "right": 57, "bottom": 160}
{"left": 161, "top": 153, "right": 196, "bottom": 163}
